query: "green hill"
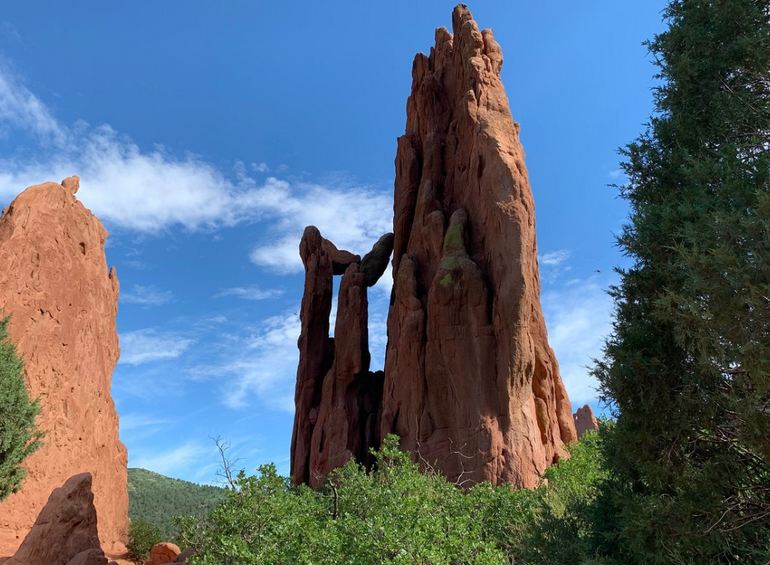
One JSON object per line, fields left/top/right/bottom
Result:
{"left": 128, "top": 468, "right": 227, "bottom": 539}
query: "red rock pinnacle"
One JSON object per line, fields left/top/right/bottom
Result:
{"left": 0, "top": 180, "right": 128, "bottom": 554}
{"left": 291, "top": 5, "right": 577, "bottom": 488}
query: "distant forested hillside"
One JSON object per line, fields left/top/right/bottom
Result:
{"left": 128, "top": 468, "right": 226, "bottom": 539}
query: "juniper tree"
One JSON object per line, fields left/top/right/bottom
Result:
{"left": 0, "top": 316, "right": 42, "bottom": 500}
{"left": 594, "top": 0, "right": 770, "bottom": 562}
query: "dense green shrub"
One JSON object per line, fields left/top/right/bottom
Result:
{"left": 0, "top": 316, "right": 42, "bottom": 501}
{"left": 127, "top": 518, "right": 163, "bottom": 564}
{"left": 593, "top": 0, "right": 770, "bottom": 562}
{"left": 177, "top": 433, "right": 609, "bottom": 564}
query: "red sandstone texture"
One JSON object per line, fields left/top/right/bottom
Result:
{"left": 291, "top": 5, "right": 576, "bottom": 488}
{"left": 0, "top": 179, "right": 128, "bottom": 554}
{"left": 4, "top": 473, "right": 114, "bottom": 565}
{"left": 573, "top": 405, "right": 600, "bottom": 438}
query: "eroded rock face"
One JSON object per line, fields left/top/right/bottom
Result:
{"left": 378, "top": 4, "right": 576, "bottom": 487}
{"left": 290, "top": 5, "right": 575, "bottom": 488}
{"left": 5, "top": 473, "right": 109, "bottom": 565}
{"left": 0, "top": 180, "right": 128, "bottom": 554}
{"left": 290, "top": 228, "right": 389, "bottom": 486}
{"left": 573, "top": 405, "right": 599, "bottom": 438}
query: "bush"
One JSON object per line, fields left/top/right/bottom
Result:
{"left": 127, "top": 518, "right": 163, "bottom": 564}
{"left": 177, "top": 433, "right": 610, "bottom": 564}
{"left": 0, "top": 316, "right": 42, "bottom": 501}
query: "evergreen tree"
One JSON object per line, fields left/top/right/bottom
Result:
{"left": 594, "top": 0, "right": 770, "bottom": 561}
{"left": 0, "top": 316, "right": 42, "bottom": 500}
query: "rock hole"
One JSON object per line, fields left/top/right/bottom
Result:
{"left": 79, "top": 242, "right": 86, "bottom": 255}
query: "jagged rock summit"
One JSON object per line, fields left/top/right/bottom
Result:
{"left": 0, "top": 179, "right": 128, "bottom": 555}
{"left": 291, "top": 5, "right": 576, "bottom": 488}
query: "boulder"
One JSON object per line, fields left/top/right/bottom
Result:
{"left": 0, "top": 179, "right": 128, "bottom": 553}
{"left": 5, "top": 474, "right": 108, "bottom": 565}
{"left": 145, "top": 542, "right": 181, "bottom": 565}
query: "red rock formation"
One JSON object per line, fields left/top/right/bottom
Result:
{"left": 5, "top": 473, "right": 111, "bottom": 565}
{"left": 145, "top": 542, "right": 181, "bottom": 565}
{"left": 380, "top": 5, "right": 576, "bottom": 487}
{"left": 290, "top": 228, "right": 388, "bottom": 487}
{"left": 290, "top": 5, "right": 576, "bottom": 488}
{"left": 0, "top": 179, "right": 128, "bottom": 554}
{"left": 573, "top": 405, "right": 600, "bottom": 438}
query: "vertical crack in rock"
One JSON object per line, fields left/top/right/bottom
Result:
{"left": 292, "top": 4, "right": 576, "bottom": 488}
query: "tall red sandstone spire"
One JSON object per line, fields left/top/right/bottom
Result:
{"left": 0, "top": 178, "right": 128, "bottom": 554}
{"left": 291, "top": 5, "right": 576, "bottom": 488}
{"left": 379, "top": 4, "right": 576, "bottom": 487}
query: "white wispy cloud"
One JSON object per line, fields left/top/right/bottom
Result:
{"left": 542, "top": 277, "right": 614, "bottom": 406}
{"left": 121, "top": 284, "right": 174, "bottom": 306}
{"left": 539, "top": 249, "right": 571, "bottom": 267}
{"left": 120, "top": 329, "right": 193, "bottom": 365}
{"left": 191, "top": 312, "right": 300, "bottom": 412}
{"left": 119, "top": 413, "right": 170, "bottom": 432}
{"left": 214, "top": 285, "right": 284, "bottom": 301}
{"left": 131, "top": 440, "right": 213, "bottom": 476}
{"left": 0, "top": 67, "right": 63, "bottom": 143}
{"left": 0, "top": 67, "right": 393, "bottom": 270}
{"left": 246, "top": 182, "right": 392, "bottom": 273}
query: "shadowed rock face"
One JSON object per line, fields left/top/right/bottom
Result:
{"left": 290, "top": 228, "right": 390, "bottom": 487}
{"left": 0, "top": 179, "right": 128, "bottom": 554}
{"left": 5, "top": 473, "right": 110, "bottom": 565}
{"left": 291, "top": 5, "right": 576, "bottom": 488}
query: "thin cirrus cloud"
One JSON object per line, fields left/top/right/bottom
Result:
{"left": 119, "top": 329, "right": 193, "bottom": 366}
{"left": 121, "top": 284, "right": 174, "bottom": 306}
{"left": 0, "top": 66, "right": 393, "bottom": 269}
{"left": 190, "top": 312, "right": 300, "bottom": 413}
{"left": 542, "top": 275, "right": 614, "bottom": 407}
{"left": 214, "top": 285, "right": 284, "bottom": 301}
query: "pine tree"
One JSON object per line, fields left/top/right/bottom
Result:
{"left": 594, "top": 1, "right": 770, "bottom": 562}
{"left": 0, "top": 316, "right": 42, "bottom": 500}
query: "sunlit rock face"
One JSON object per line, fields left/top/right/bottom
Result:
{"left": 291, "top": 4, "right": 576, "bottom": 488}
{"left": 0, "top": 178, "right": 128, "bottom": 555}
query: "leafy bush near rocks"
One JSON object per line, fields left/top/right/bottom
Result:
{"left": 176, "top": 432, "right": 609, "bottom": 564}
{"left": 127, "top": 518, "right": 163, "bottom": 564}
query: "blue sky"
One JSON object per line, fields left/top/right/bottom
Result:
{"left": 0, "top": 1, "right": 667, "bottom": 483}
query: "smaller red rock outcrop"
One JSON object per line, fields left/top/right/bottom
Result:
{"left": 145, "top": 542, "right": 181, "bottom": 565}
{"left": 5, "top": 473, "right": 110, "bottom": 565}
{"left": 290, "top": 227, "right": 392, "bottom": 487}
{"left": 573, "top": 405, "right": 599, "bottom": 438}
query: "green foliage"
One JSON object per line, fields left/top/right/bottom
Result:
{"left": 127, "top": 518, "right": 163, "bottom": 564}
{"left": 593, "top": 0, "right": 770, "bottom": 561}
{"left": 0, "top": 316, "right": 42, "bottom": 501}
{"left": 128, "top": 468, "right": 226, "bottom": 540}
{"left": 178, "top": 433, "right": 610, "bottom": 564}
